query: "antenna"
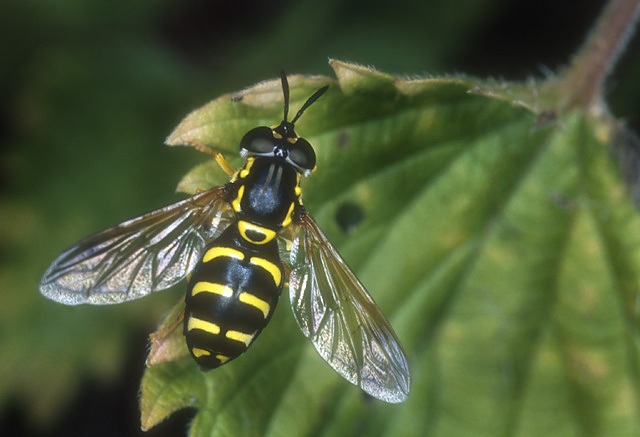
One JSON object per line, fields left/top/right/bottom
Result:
{"left": 280, "top": 70, "right": 290, "bottom": 123}
{"left": 280, "top": 70, "right": 328, "bottom": 126}
{"left": 291, "top": 85, "right": 329, "bottom": 125}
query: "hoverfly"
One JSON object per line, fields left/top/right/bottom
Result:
{"left": 40, "top": 72, "right": 410, "bottom": 403}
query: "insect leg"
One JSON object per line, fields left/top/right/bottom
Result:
{"left": 186, "top": 140, "right": 235, "bottom": 177}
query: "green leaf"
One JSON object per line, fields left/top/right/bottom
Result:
{"left": 141, "top": 59, "right": 640, "bottom": 435}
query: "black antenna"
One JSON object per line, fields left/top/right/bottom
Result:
{"left": 291, "top": 85, "right": 329, "bottom": 125}
{"left": 280, "top": 70, "right": 329, "bottom": 126}
{"left": 280, "top": 70, "right": 290, "bottom": 123}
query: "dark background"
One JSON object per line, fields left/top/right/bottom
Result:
{"left": 1, "top": 0, "right": 638, "bottom": 435}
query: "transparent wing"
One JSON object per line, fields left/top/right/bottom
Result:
{"left": 40, "top": 186, "right": 233, "bottom": 305}
{"left": 285, "top": 212, "right": 410, "bottom": 403}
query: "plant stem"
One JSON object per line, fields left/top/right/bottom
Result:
{"left": 562, "top": 0, "right": 640, "bottom": 111}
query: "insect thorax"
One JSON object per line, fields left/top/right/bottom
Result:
{"left": 230, "top": 156, "right": 301, "bottom": 233}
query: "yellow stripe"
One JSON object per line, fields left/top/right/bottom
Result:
{"left": 239, "top": 158, "right": 254, "bottom": 178}
{"left": 232, "top": 184, "right": 245, "bottom": 213}
{"left": 294, "top": 174, "right": 302, "bottom": 196}
{"left": 238, "top": 292, "right": 270, "bottom": 318}
{"left": 192, "top": 281, "right": 233, "bottom": 297}
{"left": 249, "top": 256, "right": 282, "bottom": 286}
{"left": 191, "top": 347, "right": 211, "bottom": 358}
{"left": 280, "top": 202, "right": 295, "bottom": 228}
{"left": 203, "top": 246, "right": 244, "bottom": 263}
{"left": 187, "top": 317, "right": 221, "bottom": 335}
{"left": 226, "top": 330, "right": 255, "bottom": 347}
{"left": 238, "top": 220, "right": 276, "bottom": 244}
{"left": 216, "top": 354, "right": 230, "bottom": 364}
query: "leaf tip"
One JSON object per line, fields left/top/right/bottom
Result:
{"left": 328, "top": 59, "right": 395, "bottom": 95}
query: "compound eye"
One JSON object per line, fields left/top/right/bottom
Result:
{"left": 240, "top": 126, "right": 274, "bottom": 154}
{"left": 289, "top": 138, "right": 316, "bottom": 170}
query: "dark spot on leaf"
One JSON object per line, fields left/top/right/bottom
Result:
{"left": 231, "top": 95, "right": 243, "bottom": 103}
{"left": 335, "top": 202, "right": 364, "bottom": 234}
{"left": 549, "top": 192, "right": 577, "bottom": 210}
{"left": 612, "top": 125, "right": 640, "bottom": 207}
{"left": 337, "top": 131, "right": 350, "bottom": 149}
{"left": 534, "top": 109, "right": 557, "bottom": 128}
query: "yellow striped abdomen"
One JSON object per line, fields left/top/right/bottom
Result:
{"left": 184, "top": 224, "right": 284, "bottom": 370}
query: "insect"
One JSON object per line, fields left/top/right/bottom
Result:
{"left": 40, "top": 72, "right": 410, "bottom": 403}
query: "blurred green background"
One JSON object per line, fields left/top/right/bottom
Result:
{"left": 1, "top": 0, "right": 639, "bottom": 436}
